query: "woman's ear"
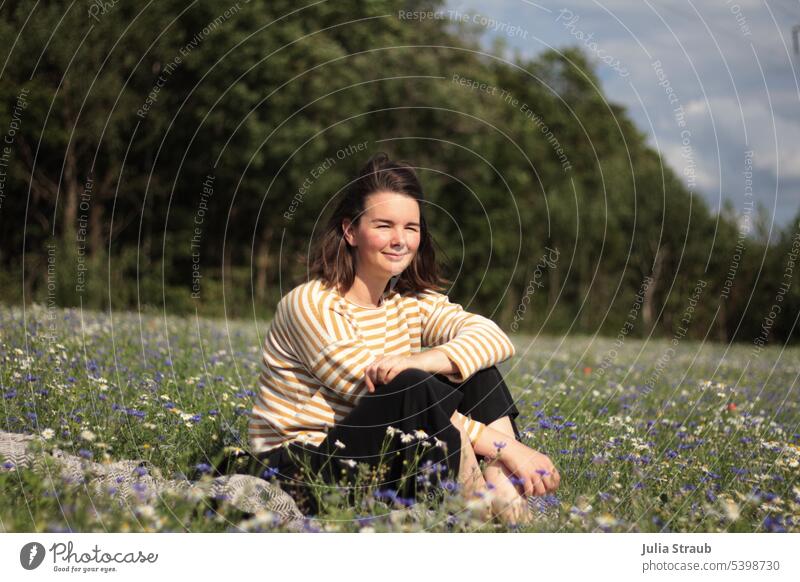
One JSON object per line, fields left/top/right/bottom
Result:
{"left": 342, "top": 218, "right": 356, "bottom": 247}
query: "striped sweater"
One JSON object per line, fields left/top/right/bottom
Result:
{"left": 248, "top": 278, "right": 516, "bottom": 454}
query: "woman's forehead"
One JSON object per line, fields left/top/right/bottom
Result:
{"left": 363, "top": 191, "right": 419, "bottom": 219}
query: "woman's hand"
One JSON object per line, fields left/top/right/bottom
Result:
{"left": 497, "top": 440, "right": 560, "bottom": 497}
{"left": 364, "top": 355, "right": 417, "bottom": 392}
{"left": 364, "top": 350, "right": 456, "bottom": 392}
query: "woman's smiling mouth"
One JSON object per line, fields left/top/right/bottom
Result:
{"left": 383, "top": 252, "right": 407, "bottom": 261}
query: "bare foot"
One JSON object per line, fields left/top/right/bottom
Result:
{"left": 483, "top": 459, "right": 533, "bottom": 526}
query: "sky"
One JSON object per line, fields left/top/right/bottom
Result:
{"left": 445, "top": 0, "right": 800, "bottom": 237}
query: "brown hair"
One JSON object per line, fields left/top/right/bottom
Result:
{"left": 308, "top": 152, "right": 448, "bottom": 296}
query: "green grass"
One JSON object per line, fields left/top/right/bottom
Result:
{"left": 1, "top": 304, "right": 798, "bottom": 532}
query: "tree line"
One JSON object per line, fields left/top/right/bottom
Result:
{"left": 0, "top": 0, "right": 797, "bottom": 345}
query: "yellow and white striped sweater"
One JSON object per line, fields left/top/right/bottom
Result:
{"left": 248, "top": 278, "right": 516, "bottom": 454}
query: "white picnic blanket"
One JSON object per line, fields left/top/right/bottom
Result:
{"left": 0, "top": 431, "right": 305, "bottom": 531}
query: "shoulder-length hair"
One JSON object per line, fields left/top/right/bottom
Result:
{"left": 309, "top": 152, "right": 449, "bottom": 296}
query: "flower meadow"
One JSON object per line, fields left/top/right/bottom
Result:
{"left": 1, "top": 304, "right": 798, "bottom": 533}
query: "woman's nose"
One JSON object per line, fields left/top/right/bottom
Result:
{"left": 391, "top": 227, "right": 406, "bottom": 247}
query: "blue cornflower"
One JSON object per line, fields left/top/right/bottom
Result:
{"left": 3, "top": 460, "right": 15, "bottom": 470}
{"left": 196, "top": 462, "right": 212, "bottom": 474}
{"left": 440, "top": 479, "right": 458, "bottom": 493}
{"left": 78, "top": 449, "right": 93, "bottom": 459}
{"left": 189, "top": 414, "right": 202, "bottom": 423}
{"left": 762, "top": 515, "right": 786, "bottom": 533}
{"left": 373, "top": 489, "right": 398, "bottom": 502}
{"left": 493, "top": 441, "right": 507, "bottom": 450}
{"left": 134, "top": 466, "right": 148, "bottom": 477}
{"left": 261, "top": 467, "right": 279, "bottom": 479}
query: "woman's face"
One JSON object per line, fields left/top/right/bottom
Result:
{"left": 342, "top": 191, "right": 421, "bottom": 280}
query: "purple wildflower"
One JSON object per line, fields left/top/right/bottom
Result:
{"left": 261, "top": 467, "right": 279, "bottom": 479}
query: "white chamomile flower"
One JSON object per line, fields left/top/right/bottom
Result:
{"left": 80, "top": 429, "right": 96, "bottom": 442}
{"left": 41, "top": 428, "right": 55, "bottom": 440}
{"left": 400, "top": 432, "right": 414, "bottom": 444}
{"left": 414, "top": 429, "right": 428, "bottom": 440}
{"left": 334, "top": 439, "right": 346, "bottom": 450}
{"left": 340, "top": 459, "right": 357, "bottom": 468}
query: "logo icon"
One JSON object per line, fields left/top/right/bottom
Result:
{"left": 20, "top": 542, "right": 46, "bottom": 570}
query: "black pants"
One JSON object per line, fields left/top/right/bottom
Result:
{"left": 237, "top": 365, "right": 520, "bottom": 514}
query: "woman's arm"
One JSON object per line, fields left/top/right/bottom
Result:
{"left": 418, "top": 291, "right": 516, "bottom": 383}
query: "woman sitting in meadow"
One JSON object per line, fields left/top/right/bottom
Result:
{"left": 242, "top": 153, "right": 559, "bottom": 524}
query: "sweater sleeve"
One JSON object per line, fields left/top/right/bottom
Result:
{"left": 281, "top": 284, "right": 375, "bottom": 404}
{"left": 419, "top": 290, "right": 516, "bottom": 383}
